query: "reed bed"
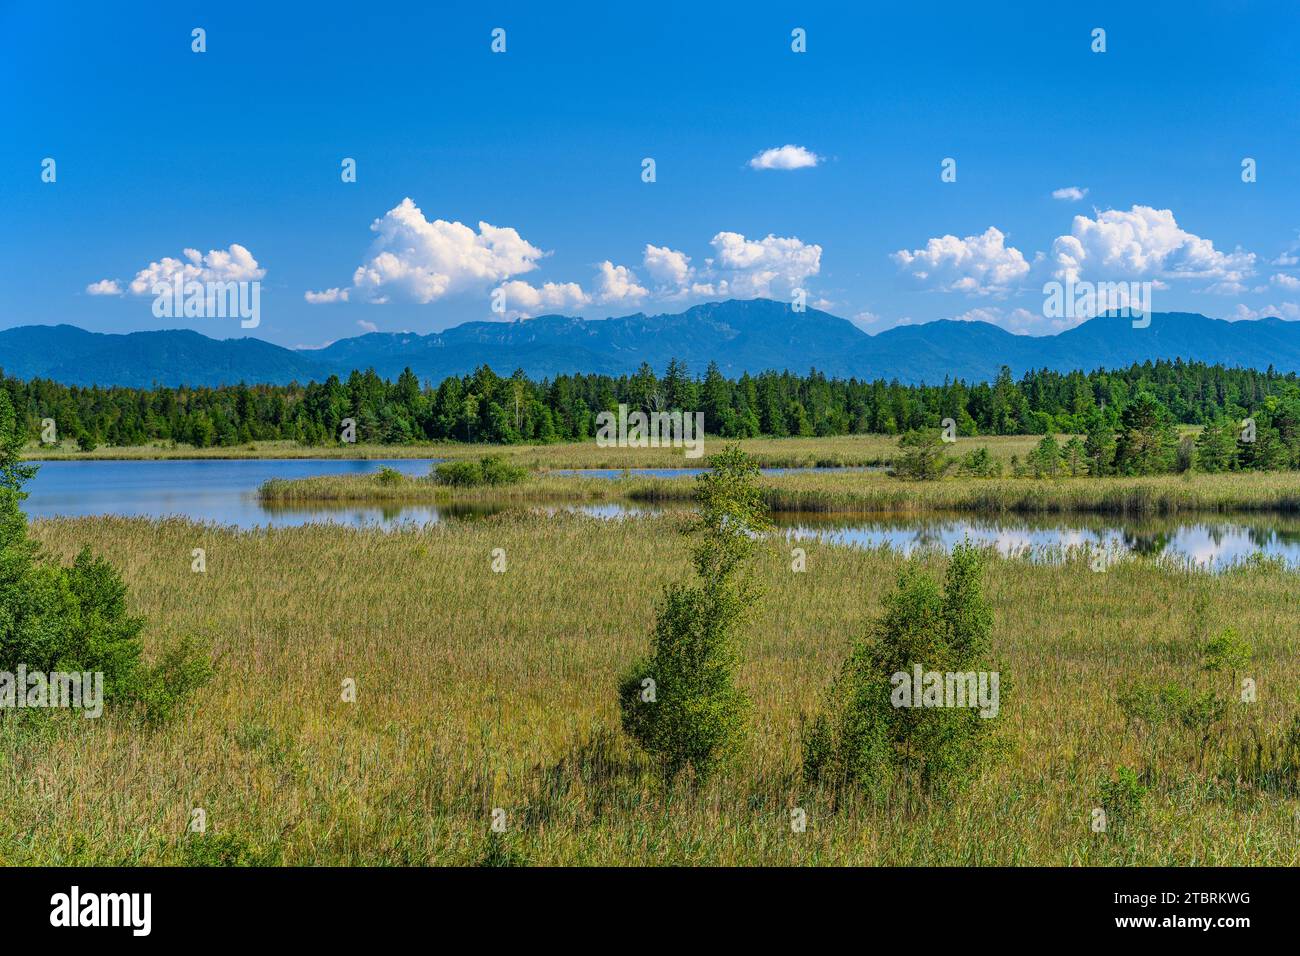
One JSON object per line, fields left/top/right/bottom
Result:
{"left": 741, "top": 472, "right": 1300, "bottom": 516}
{"left": 262, "top": 469, "right": 1300, "bottom": 517}
{"left": 258, "top": 473, "right": 655, "bottom": 504}
{"left": 4, "top": 512, "right": 1299, "bottom": 865}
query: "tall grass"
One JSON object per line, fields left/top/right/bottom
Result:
{"left": 259, "top": 473, "right": 656, "bottom": 503}
{"left": 262, "top": 469, "right": 1300, "bottom": 517}
{"left": 737, "top": 472, "right": 1300, "bottom": 516}
{"left": 8, "top": 512, "right": 1300, "bottom": 865}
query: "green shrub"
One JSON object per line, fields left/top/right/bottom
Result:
{"left": 1116, "top": 681, "right": 1192, "bottom": 734}
{"left": 617, "top": 445, "right": 770, "bottom": 785}
{"left": 1097, "top": 766, "right": 1146, "bottom": 836}
{"left": 803, "top": 542, "right": 1004, "bottom": 796}
{"left": 374, "top": 466, "right": 405, "bottom": 486}
{"left": 956, "top": 446, "right": 1000, "bottom": 478}
{"left": 893, "top": 429, "right": 951, "bottom": 480}
{"left": 132, "top": 634, "right": 215, "bottom": 725}
{"left": 1200, "top": 627, "right": 1252, "bottom": 676}
{"left": 433, "top": 459, "right": 484, "bottom": 486}
{"left": 479, "top": 455, "right": 528, "bottom": 486}
{"left": 433, "top": 456, "right": 529, "bottom": 488}
{"left": 477, "top": 832, "right": 527, "bottom": 867}
{"left": 1116, "top": 680, "right": 1226, "bottom": 753}
{"left": 0, "top": 392, "right": 209, "bottom": 723}
{"left": 180, "top": 831, "right": 282, "bottom": 867}
{"left": 1117, "top": 626, "right": 1249, "bottom": 771}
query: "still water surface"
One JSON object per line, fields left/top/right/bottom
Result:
{"left": 23, "top": 459, "right": 1300, "bottom": 570}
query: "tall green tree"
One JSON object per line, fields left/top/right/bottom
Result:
{"left": 1194, "top": 417, "right": 1238, "bottom": 472}
{"left": 1028, "top": 433, "right": 1063, "bottom": 478}
{"left": 1114, "top": 393, "right": 1178, "bottom": 475}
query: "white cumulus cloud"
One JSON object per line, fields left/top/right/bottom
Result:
{"left": 122, "top": 244, "right": 264, "bottom": 296}
{"left": 496, "top": 279, "right": 590, "bottom": 317}
{"left": 493, "top": 260, "right": 647, "bottom": 319}
{"left": 1051, "top": 186, "right": 1089, "bottom": 201}
{"left": 892, "top": 226, "right": 1030, "bottom": 296}
{"left": 305, "top": 287, "right": 349, "bottom": 304}
{"left": 747, "top": 145, "right": 821, "bottom": 171}
{"left": 85, "top": 279, "right": 122, "bottom": 296}
{"left": 593, "top": 261, "right": 648, "bottom": 305}
{"left": 321, "top": 198, "right": 546, "bottom": 305}
{"left": 643, "top": 244, "right": 694, "bottom": 292}
{"left": 1231, "top": 302, "right": 1300, "bottom": 321}
{"left": 849, "top": 310, "right": 894, "bottom": 332}
{"left": 306, "top": 201, "right": 826, "bottom": 316}
{"left": 1050, "top": 205, "right": 1255, "bottom": 288}
{"left": 951, "top": 305, "right": 1050, "bottom": 334}
{"left": 709, "top": 231, "right": 822, "bottom": 298}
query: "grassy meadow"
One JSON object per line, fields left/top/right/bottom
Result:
{"left": 6, "top": 509, "right": 1300, "bottom": 865}
{"left": 24, "top": 434, "right": 1044, "bottom": 469}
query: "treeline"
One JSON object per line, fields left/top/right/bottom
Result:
{"left": 902, "top": 388, "right": 1300, "bottom": 479}
{"left": 2, "top": 358, "right": 1297, "bottom": 451}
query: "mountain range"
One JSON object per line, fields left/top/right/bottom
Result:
{"left": 1, "top": 299, "right": 1297, "bottom": 388}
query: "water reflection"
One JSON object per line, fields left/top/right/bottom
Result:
{"left": 208, "top": 498, "right": 1300, "bottom": 571}
{"left": 782, "top": 514, "right": 1300, "bottom": 571}
{"left": 21, "top": 460, "right": 1300, "bottom": 571}
{"left": 24, "top": 458, "right": 441, "bottom": 528}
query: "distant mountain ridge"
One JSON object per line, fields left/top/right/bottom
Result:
{"left": 2, "top": 299, "right": 1297, "bottom": 388}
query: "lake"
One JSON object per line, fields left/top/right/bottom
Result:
{"left": 20, "top": 459, "right": 869, "bottom": 527}
{"left": 22, "top": 458, "right": 440, "bottom": 528}
{"left": 22, "top": 459, "right": 1300, "bottom": 570}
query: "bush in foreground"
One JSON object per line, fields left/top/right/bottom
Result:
{"left": 0, "top": 393, "right": 210, "bottom": 724}
{"left": 802, "top": 542, "right": 1004, "bottom": 797}
{"left": 617, "top": 445, "right": 771, "bottom": 785}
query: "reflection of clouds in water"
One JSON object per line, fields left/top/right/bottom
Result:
{"left": 784, "top": 519, "right": 1300, "bottom": 572}
{"left": 790, "top": 521, "right": 1118, "bottom": 561}
{"left": 262, "top": 500, "right": 668, "bottom": 529}
{"left": 1170, "top": 524, "right": 1273, "bottom": 569}
{"left": 564, "top": 503, "right": 661, "bottom": 520}
{"left": 251, "top": 504, "right": 1300, "bottom": 571}
{"left": 1181, "top": 527, "right": 1224, "bottom": 568}
{"left": 992, "top": 530, "right": 1032, "bottom": 556}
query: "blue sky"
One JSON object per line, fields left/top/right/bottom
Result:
{"left": 4, "top": 0, "right": 1299, "bottom": 347}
